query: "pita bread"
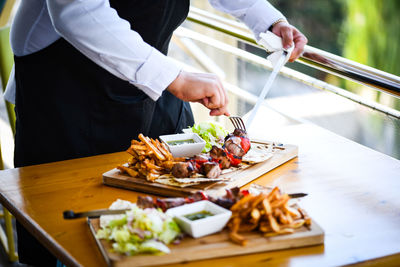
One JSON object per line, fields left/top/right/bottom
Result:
{"left": 173, "top": 177, "right": 230, "bottom": 184}
{"left": 242, "top": 145, "right": 273, "bottom": 164}
{"left": 155, "top": 176, "right": 199, "bottom": 187}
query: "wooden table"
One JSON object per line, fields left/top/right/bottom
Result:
{"left": 1, "top": 122, "right": 400, "bottom": 267}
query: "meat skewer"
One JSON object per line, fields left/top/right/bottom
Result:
{"left": 223, "top": 129, "right": 251, "bottom": 166}
{"left": 171, "top": 128, "right": 251, "bottom": 177}
{"left": 137, "top": 187, "right": 243, "bottom": 211}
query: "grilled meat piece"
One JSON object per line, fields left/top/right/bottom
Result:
{"left": 209, "top": 187, "right": 242, "bottom": 209}
{"left": 209, "top": 145, "right": 224, "bottom": 158}
{"left": 223, "top": 129, "right": 251, "bottom": 166}
{"left": 136, "top": 187, "right": 243, "bottom": 211}
{"left": 155, "top": 197, "right": 187, "bottom": 211}
{"left": 137, "top": 196, "right": 187, "bottom": 211}
{"left": 171, "top": 161, "right": 195, "bottom": 178}
{"left": 209, "top": 146, "right": 231, "bottom": 169}
{"left": 232, "top": 128, "right": 248, "bottom": 139}
{"left": 224, "top": 136, "right": 246, "bottom": 157}
{"left": 137, "top": 196, "right": 156, "bottom": 209}
{"left": 192, "top": 154, "right": 211, "bottom": 162}
{"left": 190, "top": 154, "right": 212, "bottom": 171}
{"left": 226, "top": 187, "right": 240, "bottom": 198}
{"left": 201, "top": 162, "right": 222, "bottom": 178}
{"left": 137, "top": 191, "right": 209, "bottom": 211}
{"left": 212, "top": 198, "right": 236, "bottom": 210}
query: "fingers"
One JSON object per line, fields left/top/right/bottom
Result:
{"left": 201, "top": 97, "right": 209, "bottom": 107}
{"left": 217, "top": 79, "right": 227, "bottom": 111}
{"left": 204, "top": 84, "right": 230, "bottom": 116}
{"left": 216, "top": 78, "right": 229, "bottom": 113}
{"left": 205, "top": 85, "right": 222, "bottom": 110}
{"left": 289, "top": 29, "right": 308, "bottom": 62}
{"left": 209, "top": 106, "right": 230, "bottom": 117}
{"left": 200, "top": 75, "right": 229, "bottom": 115}
{"left": 271, "top": 22, "right": 308, "bottom": 62}
{"left": 280, "top": 27, "right": 293, "bottom": 50}
{"left": 168, "top": 71, "right": 230, "bottom": 117}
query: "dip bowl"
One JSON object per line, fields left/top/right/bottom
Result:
{"left": 160, "top": 133, "right": 206, "bottom": 157}
{"left": 166, "top": 200, "right": 232, "bottom": 238}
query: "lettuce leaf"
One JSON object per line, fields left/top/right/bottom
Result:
{"left": 191, "top": 122, "right": 228, "bottom": 152}
{"left": 96, "top": 203, "right": 181, "bottom": 256}
{"left": 139, "top": 240, "right": 170, "bottom": 254}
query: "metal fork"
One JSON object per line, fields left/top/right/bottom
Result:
{"left": 229, "top": 116, "right": 247, "bottom": 132}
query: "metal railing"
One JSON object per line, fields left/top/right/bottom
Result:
{"left": 173, "top": 27, "right": 400, "bottom": 119}
{"left": 187, "top": 7, "right": 400, "bottom": 99}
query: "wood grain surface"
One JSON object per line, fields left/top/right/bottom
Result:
{"left": 0, "top": 123, "right": 399, "bottom": 267}
{"left": 103, "top": 143, "right": 298, "bottom": 197}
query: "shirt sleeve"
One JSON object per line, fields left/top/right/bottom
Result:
{"left": 3, "top": 65, "right": 16, "bottom": 104}
{"left": 46, "top": 0, "right": 181, "bottom": 101}
{"left": 208, "top": 0, "right": 286, "bottom": 40}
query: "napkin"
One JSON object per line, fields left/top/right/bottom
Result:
{"left": 258, "top": 31, "right": 294, "bottom": 68}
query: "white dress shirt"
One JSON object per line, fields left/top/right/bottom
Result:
{"left": 4, "top": 0, "right": 284, "bottom": 104}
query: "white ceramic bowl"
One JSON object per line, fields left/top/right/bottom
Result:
{"left": 166, "top": 200, "right": 232, "bottom": 238}
{"left": 159, "top": 133, "right": 205, "bottom": 157}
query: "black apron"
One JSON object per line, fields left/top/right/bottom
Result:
{"left": 14, "top": 1, "right": 192, "bottom": 265}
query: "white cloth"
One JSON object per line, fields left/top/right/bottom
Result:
{"left": 258, "top": 31, "right": 294, "bottom": 67}
{"left": 4, "top": 0, "right": 285, "bottom": 104}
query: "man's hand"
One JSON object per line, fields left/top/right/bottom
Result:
{"left": 167, "top": 71, "right": 230, "bottom": 116}
{"left": 271, "top": 21, "right": 308, "bottom": 62}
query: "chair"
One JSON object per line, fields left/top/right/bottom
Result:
{"left": 0, "top": 24, "right": 18, "bottom": 262}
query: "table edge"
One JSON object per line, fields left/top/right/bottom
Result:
{"left": 0, "top": 192, "right": 82, "bottom": 267}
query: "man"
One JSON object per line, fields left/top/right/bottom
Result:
{"left": 4, "top": 0, "right": 307, "bottom": 265}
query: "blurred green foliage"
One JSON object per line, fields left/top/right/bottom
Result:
{"left": 341, "top": 0, "right": 400, "bottom": 109}
{"left": 342, "top": 0, "right": 400, "bottom": 76}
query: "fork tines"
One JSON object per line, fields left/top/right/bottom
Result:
{"left": 229, "top": 116, "right": 247, "bottom": 132}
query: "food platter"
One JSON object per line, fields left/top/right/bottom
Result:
{"left": 103, "top": 140, "right": 298, "bottom": 197}
{"left": 88, "top": 215, "right": 324, "bottom": 267}
{"left": 97, "top": 144, "right": 323, "bottom": 267}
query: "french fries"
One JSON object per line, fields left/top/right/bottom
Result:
{"left": 117, "top": 134, "right": 184, "bottom": 182}
{"left": 227, "top": 187, "right": 312, "bottom": 245}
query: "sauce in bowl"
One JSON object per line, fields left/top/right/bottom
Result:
{"left": 167, "top": 139, "right": 196, "bottom": 146}
{"left": 184, "top": 210, "right": 214, "bottom": 221}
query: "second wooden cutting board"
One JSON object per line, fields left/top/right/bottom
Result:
{"left": 88, "top": 216, "right": 324, "bottom": 267}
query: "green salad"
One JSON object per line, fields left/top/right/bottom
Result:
{"left": 96, "top": 200, "right": 181, "bottom": 255}
{"left": 190, "top": 122, "right": 229, "bottom": 152}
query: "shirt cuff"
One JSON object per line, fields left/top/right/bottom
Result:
{"left": 133, "top": 48, "right": 182, "bottom": 101}
{"left": 243, "top": 0, "right": 286, "bottom": 41}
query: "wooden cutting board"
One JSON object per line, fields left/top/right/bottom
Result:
{"left": 103, "top": 142, "right": 298, "bottom": 197}
{"left": 88, "top": 217, "right": 324, "bottom": 267}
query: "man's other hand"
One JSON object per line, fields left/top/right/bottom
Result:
{"left": 272, "top": 21, "right": 308, "bottom": 62}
